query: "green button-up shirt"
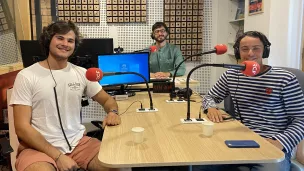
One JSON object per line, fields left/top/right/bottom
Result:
{"left": 149, "top": 43, "right": 186, "bottom": 77}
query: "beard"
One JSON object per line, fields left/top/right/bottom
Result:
{"left": 155, "top": 34, "right": 168, "bottom": 43}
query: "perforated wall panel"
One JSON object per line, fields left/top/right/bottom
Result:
{"left": 0, "top": 0, "right": 212, "bottom": 122}
{"left": 0, "top": 32, "right": 21, "bottom": 65}
{"left": 192, "top": 0, "right": 212, "bottom": 94}
{"left": 78, "top": 0, "right": 213, "bottom": 122}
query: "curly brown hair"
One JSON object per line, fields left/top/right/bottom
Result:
{"left": 39, "top": 20, "right": 82, "bottom": 57}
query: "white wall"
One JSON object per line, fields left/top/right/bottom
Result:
{"left": 244, "top": 0, "right": 271, "bottom": 36}
{"left": 302, "top": 11, "right": 304, "bottom": 70}
{"left": 244, "top": 0, "right": 304, "bottom": 69}
{"left": 212, "top": 0, "right": 232, "bottom": 84}
{"left": 210, "top": 0, "right": 304, "bottom": 109}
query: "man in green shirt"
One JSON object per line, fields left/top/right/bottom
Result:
{"left": 150, "top": 22, "right": 186, "bottom": 78}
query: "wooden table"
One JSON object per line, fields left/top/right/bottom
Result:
{"left": 98, "top": 93, "right": 285, "bottom": 168}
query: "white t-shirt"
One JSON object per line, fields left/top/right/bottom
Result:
{"left": 10, "top": 62, "right": 102, "bottom": 153}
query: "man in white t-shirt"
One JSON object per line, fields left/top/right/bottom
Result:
{"left": 10, "top": 20, "right": 121, "bottom": 171}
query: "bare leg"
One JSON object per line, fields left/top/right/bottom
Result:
{"left": 24, "top": 161, "right": 56, "bottom": 171}
{"left": 87, "top": 154, "right": 116, "bottom": 171}
{"left": 87, "top": 154, "right": 131, "bottom": 171}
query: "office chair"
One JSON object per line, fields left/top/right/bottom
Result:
{"left": 280, "top": 67, "right": 304, "bottom": 171}
{"left": 87, "top": 121, "right": 104, "bottom": 141}
{"left": 223, "top": 67, "right": 304, "bottom": 171}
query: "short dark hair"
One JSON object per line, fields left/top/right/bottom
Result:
{"left": 39, "top": 20, "right": 82, "bottom": 57}
{"left": 152, "top": 22, "right": 170, "bottom": 34}
{"left": 233, "top": 31, "right": 271, "bottom": 49}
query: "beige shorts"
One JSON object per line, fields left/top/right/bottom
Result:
{"left": 15, "top": 136, "right": 100, "bottom": 171}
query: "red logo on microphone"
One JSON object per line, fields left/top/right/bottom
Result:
{"left": 252, "top": 63, "right": 259, "bottom": 75}
{"left": 95, "top": 70, "right": 101, "bottom": 80}
{"left": 265, "top": 88, "right": 272, "bottom": 95}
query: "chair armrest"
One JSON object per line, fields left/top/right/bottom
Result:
{"left": 91, "top": 121, "right": 103, "bottom": 130}
{"left": 0, "top": 137, "right": 13, "bottom": 155}
{"left": 291, "top": 159, "right": 304, "bottom": 171}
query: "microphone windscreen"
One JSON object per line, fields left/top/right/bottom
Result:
{"left": 86, "top": 68, "right": 103, "bottom": 81}
{"left": 150, "top": 45, "right": 157, "bottom": 53}
{"left": 241, "top": 61, "right": 260, "bottom": 77}
{"left": 214, "top": 44, "right": 227, "bottom": 55}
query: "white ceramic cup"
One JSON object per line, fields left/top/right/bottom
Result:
{"left": 131, "top": 127, "right": 145, "bottom": 143}
{"left": 202, "top": 121, "right": 214, "bottom": 137}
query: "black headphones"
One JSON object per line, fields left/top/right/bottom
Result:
{"left": 176, "top": 88, "right": 193, "bottom": 99}
{"left": 233, "top": 31, "right": 271, "bottom": 60}
{"left": 151, "top": 22, "right": 170, "bottom": 40}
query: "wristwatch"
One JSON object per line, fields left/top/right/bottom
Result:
{"left": 109, "top": 109, "right": 119, "bottom": 115}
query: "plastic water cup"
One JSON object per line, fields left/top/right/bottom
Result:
{"left": 202, "top": 121, "right": 214, "bottom": 137}
{"left": 131, "top": 127, "right": 145, "bottom": 143}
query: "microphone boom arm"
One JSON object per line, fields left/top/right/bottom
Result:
{"left": 185, "top": 62, "right": 252, "bottom": 121}
{"left": 171, "top": 49, "right": 217, "bottom": 100}
{"left": 107, "top": 72, "right": 154, "bottom": 110}
{"left": 186, "top": 63, "right": 240, "bottom": 120}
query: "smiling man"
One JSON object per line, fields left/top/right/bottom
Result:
{"left": 10, "top": 20, "right": 121, "bottom": 171}
{"left": 194, "top": 31, "right": 304, "bottom": 171}
{"left": 149, "top": 22, "right": 185, "bottom": 79}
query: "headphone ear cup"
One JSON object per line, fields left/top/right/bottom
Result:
{"left": 234, "top": 47, "right": 240, "bottom": 60}
{"left": 42, "top": 32, "right": 51, "bottom": 57}
{"left": 262, "top": 46, "right": 270, "bottom": 58}
{"left": 150, "top": 33, "right": 155, "bottom": 40}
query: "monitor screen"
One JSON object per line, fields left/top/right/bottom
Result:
{"left": 20, "top": 38, "right": 113, "bottom": 68}
{"left": 19, "top": 40, "right": 43, "bottom": 68}
{"left": 98, "top": 52, "right": 150, "bottom": 86}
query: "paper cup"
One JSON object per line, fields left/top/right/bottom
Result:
{"left": 131, "top": 127, "right": 145, "bottom": 143}
{"left": 202, "top": 121, "right": 214, "bottom": 137}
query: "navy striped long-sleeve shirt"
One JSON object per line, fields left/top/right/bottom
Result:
{"left": 203, "top": 67, "right": 304, "bottom": 153}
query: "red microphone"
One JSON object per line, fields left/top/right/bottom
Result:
{"left": 221, "top": 61, "right": 260, "bottom": 77}
{"left": 241, "top": 61, "right": 260, "bottom": 76}
{"left": 214, "top": 44, "right": 227, "bottom": 55}
{"left": 86, "top": 68, "right": 103, "bottom": 81}
{"left": 150, "top": 45, "right": 157, "bottom": 53}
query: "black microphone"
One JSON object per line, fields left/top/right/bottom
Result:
{"left": 168, "top": 44, "right": 228, "bottom": 102}
{"left": 114, "top": 46, "right": 124, "bottom": 53}
{"left": 182, "top": 61, "right": 260, "bottom": 123}
{"left": 86, "top": 68, "right": 157, "bottom": 112}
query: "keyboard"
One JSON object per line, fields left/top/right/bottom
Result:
{"left": 150, "top": 78, "right": 171, "bottom": 82}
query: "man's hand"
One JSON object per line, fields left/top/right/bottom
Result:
{"left": 102, "top": 112, "right": 121, "bottom": 128}
{"left": 154, "top": 72, "right": 170, "bottom": 78}
{"left": 56, "top": 154, "right": 79, "bottom": 171}
{"left": 266, "top": 138, "right": 284, "bottom": 150}
{"left": 207, "top": 108, "right": 223, "bottom": 123}
{"left": 150, "top": 73, "right": 156, "bottom": 78}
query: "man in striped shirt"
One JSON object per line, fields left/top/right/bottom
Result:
{"left": 194, "top": 31, "right": 304, "bottom": 171}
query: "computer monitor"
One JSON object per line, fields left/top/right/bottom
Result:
{"left": 97, "top": 52, "right": 150, "bottom": 89}
{"left": 20, "top": 38, "right": 114, "bottom": 68}
{"left": 19, "top": 40, "right": 43, "bottom": 68}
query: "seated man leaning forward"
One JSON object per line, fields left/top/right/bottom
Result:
{"left": 149, "top": 22, "right": 186, "bottom": 79}
{"left": 194, "top": 31, "right": 304, "bottom": 171}
{"left": 10, "top": 20, "right": 121, "bottom": 171}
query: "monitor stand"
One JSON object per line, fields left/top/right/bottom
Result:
{"left": 106, "top": 85, "right": 136, "bottom": 97}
